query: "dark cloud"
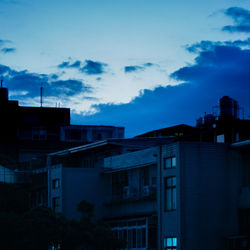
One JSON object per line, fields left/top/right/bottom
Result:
{"left": 124, "top": 62, "right": 155, "bottom": 73}
{"left": 0, "top": 64, "right": 13, "bottom": 75}
{"left": 143, "top": 62, "right": 154, "bottom": 67}
{"left": 222, "top": 7, "right": 250, "bottom": 33}
{"left": 80, "top": 60, "right": 107, "bottom": 75}
{"left": 0, "top": 39, "right": 11, "bottom": 47}
{"left": 1, "top": 47, "right": 16, "bottom": 53}
{"left": 124, "top": 65, "right": 144, "bottom": 73}
{"left": 72, "top": 44, "right": 250, "bottom": 137}
{"left": 58, "top": 59, "right": 107, "bottom": 75}
{"left": 58, "top": 61, "right": 70, "bottom": 68}
{"left": 58, "top": 60, "right": 82, "bottom": 69}
{"left": 70, "top": 60, "right": 81, "bottom": 68}
{"left": 0, "top": 64, "right": 91, "bottom": 100}
{"left": 186, "top": 39, "right": 250, "bottom": 53}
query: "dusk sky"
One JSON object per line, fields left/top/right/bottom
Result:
{"left": 0, "top": 0, "right": 250, "bottom": 136}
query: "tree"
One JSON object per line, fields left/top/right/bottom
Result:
{"left": 0, "top": 185, "right": 125, "bottom": 250}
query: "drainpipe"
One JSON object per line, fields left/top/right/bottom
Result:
{"left": 159, "top": 145, "right": 163, "bottom": 249}
{"left": 47, "top": 155, "right": 51, "bottom": 208}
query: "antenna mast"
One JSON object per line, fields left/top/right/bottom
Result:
{"left": 40, "top": 84, "right": 43, "bottom": 107}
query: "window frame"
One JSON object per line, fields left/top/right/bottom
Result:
{"left": 164, "top": 176, "right": 177, "bottom": 211}
{"left": 52, "top": 178, "right": 60, "bottom": 189}
{"left": 164, "top": 236, "right": 177, "bottom": 250}
{"left": 164, "top": 156, "right": 177, "bottom": 169}
{"left": 52, "top": 197, "right": 60, "bottom": 213}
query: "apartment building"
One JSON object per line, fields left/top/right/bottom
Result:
{"left": 101, "top": 141, "right": 249, "bottom": 250}
{"left": 45, "top": 138, "right": 250, "bottom": 249}
{"left": 47, "top": 138, "right": 173, "bottom": 220}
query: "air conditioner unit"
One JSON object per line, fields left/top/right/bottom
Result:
{"left": 123, "top": 186, "right": 130, "bottom": 199}
{"left": 123, "top": 186, "right": 137, "bottom": 199}
{"left": 143, "top": 186, "right": 150, "bottom": 197}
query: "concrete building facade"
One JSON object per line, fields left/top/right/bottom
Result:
{"left": 46, "top": 139, "right": 250, "bottom": 250}
{"left": 102, "top": 141, "right": 247, "bottom": 250}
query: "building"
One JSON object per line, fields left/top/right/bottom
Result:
{"left": 102, "top": 141, "right": 250, "bottom": 250}
{"left": 45, "top": 139, "right": 250, "bottom": 249}
{"left": 46, "top": 138, "right": 174, "bottom": 220}
{"left": 0, "top": 83, "right": 124, "bottom": 165}
{"left": 0, "top": 83, "right": 124, "bottom": 209}
{"left": 45, "top": 138, "right": 250, "bottom": 250}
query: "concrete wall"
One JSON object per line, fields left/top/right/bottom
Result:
{"left": 62, "top": 167, "right": 105, "bottom": 220}
{"left": 179, "top": 142, "right": 239, "bottom": 250}
{"left": 158, "top": 143, "right": 181, "bottom": 250}
{"left": 104, "top": 147, "right": 157, "bottom": 170}
{"left": 0, "top": 165, "right": 17, "bottom": 183}
{"left": 157, "top": 142, "right": 241, "bottom": 250}
{"left": 183, "top": 143, "right": 239, "bottom": 250}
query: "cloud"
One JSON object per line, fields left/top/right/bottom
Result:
{"left": 222, "top": 7, "right": 250, "bottom": 33}
{"left": 0, "top": 64, "right": 92, "bottom": 100}
{"left": 124, "top": 65, "right": 144, "bottom": 73}
{"left": 72, "top": 44, "right": 250, "bottom": 137}
{"left": 70, "top": 60, "right": 81, "bottom": 68}
{"left": 58, "top": 59, "right": 107, "bottom": 75}
{"left": 80, "top": 60, "right": 107, "bottom": 75}
{"left": 0, "top": 39, "right": 11, "bottom": 47}
{"left": 186, "top": 39, "right": 250, "bottom": 53}
{"left": 124, "top": 62, "right": 155, "bottom": 73}
{"left": 58, "top": 61, "right": 70, "bottom": 68}
{"left": 58, "top": 60, "right": 81, "bottom": 69}
{"left": 1, "top": 47, "right": 16, "bottom": 53}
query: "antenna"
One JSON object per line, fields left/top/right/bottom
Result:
{"left": 40, "top": 83, "right": 43, "bottom": 107}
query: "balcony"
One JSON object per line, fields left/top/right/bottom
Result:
{"left": 106, "top": 185, "right": 157, "bottom": 205}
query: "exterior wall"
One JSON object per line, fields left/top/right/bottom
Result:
{"left": 62, "top": 167, "right": 105, "bottom": 220}
{"left": 48, "top": 145, "right": 125, "bottom": 220}
{"left": 158, "top": 142, "right": 240, "bottom": 250}
{"left": 0, "top": 165, "right": 17, "bottom": 183}
{"left": 60, "top": 125, "right": 124, "bottom": 143}
{"left": 48, "top": 165, "right": 63, "bottom": 213}
{"left": 104, "top": 147, "right": 157, "bottom": 170}
{"left": 239, "top": 148, "right": 250, "bottom": 208}
{"left": 158, "top": 143, "right": 181, "bottom": 250}
{"left": 48, "top": 165, "right": 106, "bottom": 220}
{"left": 180, "top": 143, "right": 239, "bottom": 250}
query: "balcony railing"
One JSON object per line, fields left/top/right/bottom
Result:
{"left": 106, "top": 186, "right": 157, "bottom": 204}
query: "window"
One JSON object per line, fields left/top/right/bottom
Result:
{"left": 164, "top": 237, "right": 177, "bottom": 250}
{"left": 52, "top": 179, "right": 60, "bottom": 189}
{"left": 165, "top": 176, "right": 176, "bottom": 211}
{"left": 65, "top": 129, "right": 81, "bottom": 141}
{"left": 52, "top": 197, "right": 60, "bottom": 213}
{"left": 165, "top": 156, "right": 176, "bottom": 169}
{"left": 112, "top": 172, "right": 128, "bottom": 197}
{"left": 112, "top": 219, "right": 148, "bottom": 249}
{"left": 32, "top": 128, "right": 47, "bottom": 140}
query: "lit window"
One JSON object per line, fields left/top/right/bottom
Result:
{"left": 164, "top": 237, "right": 177, "bottom": 250}
{"left": 165, "top": 176, "right": 176, "bottom": 211}
{"left": 165, "top": 157, "right": 176, "bottom": 169}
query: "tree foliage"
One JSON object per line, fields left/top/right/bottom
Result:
{"left": 0, "top": 183, "right": 125, "bottom": 250}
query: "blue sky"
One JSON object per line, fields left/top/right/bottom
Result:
{"left": 0, "top": 0, "right": 250, "bottom": 136}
